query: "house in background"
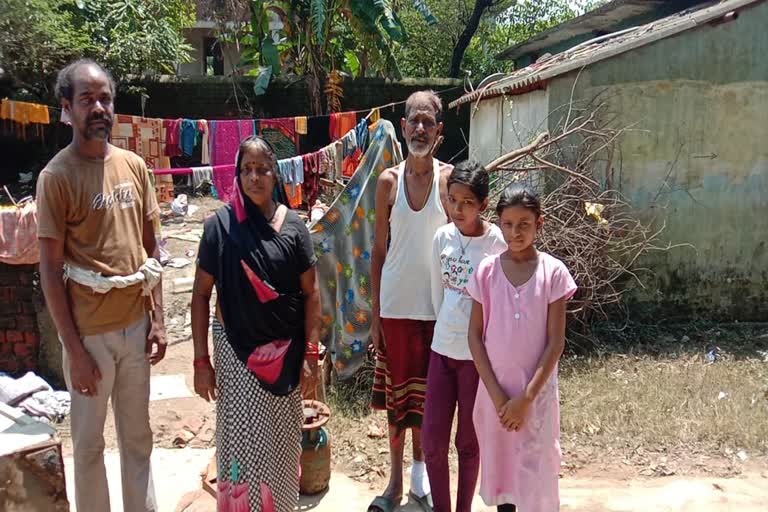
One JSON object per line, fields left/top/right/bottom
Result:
{"left": 178, "top": 1, "right": 282, "bottom": 77}
{"left": 451, "top": 0, "right": 768, "bottom": 320}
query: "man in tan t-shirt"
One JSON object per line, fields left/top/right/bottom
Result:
{"left": 37, "top": 59, "right": 166, "bottom": 512}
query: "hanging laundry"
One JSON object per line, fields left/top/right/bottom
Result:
{"left": 210, "top": 164, "right": 237, "bottom": 202}
{"left": 276, "top": 159, "right": 289, "bottom": 185}
{"left": 342, "top": 129, "right": 358, "bottom": 159}
{"left": 329, "top": 112, "right": 357, "bottom": 141}
{"left": 193, "top": 166, "right": 214, "bottom": 190}
{"left": 209, "top": 119, "right": 255, "bottom": 166}
{"left": 1, "top": 99, "right": 50, "bottom": 140}
{"left": 368, "top": 107, "right": 381, "bottom": 124}
{"left": 355, "top": 118, "right": 370, "bottom": 154}
{"left": 284, "top": 183, "right": 303, "bottom": 208}
{"left": 295, "top": 116, "right": 308, "bottom": 135}
{"left": 199, "top": 120, "right": 210, "bottom": 164}
{"left": 341, "top": 129, "right": 361, "bottom": 178}
{"left": 302, "top": 152, "right": 322, "bottom": 208}
{"left": 0, "top": 200, "right": 39, "bottom": 265}
{"left": 261, "top": 118, "right": 297, "bottom": 160}
{"left": 0, "top": 99, "right": 50, "bottom": 126}
{"left": 275, "top": 156, "right": 304, "bottom": 209}
{"left": 310, "top": 119, "right": 403, "bottom": 379}
{"left": 180, "top": 119, "right": 200, "bottom": 156}
{"left": 333, "top": 142, "right": 344, "bottom": 182}
{"left": 302, "top": 115, "right": 331, "bottom": 154}
{"left": 111, "top": 115, "right": 171, "bottom": 169}
{"left": 164, "top": 119, "right": 182, "bottom": 157}
{"left": 291, "top": 156, "right": 305, "bottom": 186}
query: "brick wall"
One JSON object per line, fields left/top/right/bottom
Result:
{"left": 0, "top": 263, "right": 41, "bottom": 375}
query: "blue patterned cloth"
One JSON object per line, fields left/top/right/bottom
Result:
{"left": 310, "top": 120, "right": 402, "bottom": 379}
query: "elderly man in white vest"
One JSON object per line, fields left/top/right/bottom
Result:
{"left": 368, "top": 90, "right": 452, "bottom": 512}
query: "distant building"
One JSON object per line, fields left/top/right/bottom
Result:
{"left": 179, "top": 1, "right": 282, "bottom": 76}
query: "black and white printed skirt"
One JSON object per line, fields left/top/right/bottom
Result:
{"left": 213, "top": 320, "right": 303, "bottom": 512}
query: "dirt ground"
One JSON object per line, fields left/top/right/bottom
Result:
{"left": 55, "top": 195, "right": 768, "bottom": 510}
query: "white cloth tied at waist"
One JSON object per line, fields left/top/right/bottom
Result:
{"left": 63, "top": 258, "right": 163, "bottom": 296}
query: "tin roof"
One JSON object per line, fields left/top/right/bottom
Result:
{"left": 496, "top": 0, "right": 670, "bottom": 62}
{"left": 450, "top": 0, "right": 759, "bottom": 109}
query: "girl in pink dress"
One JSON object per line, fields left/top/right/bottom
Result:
{"left": 466, "top": 185, "right": 577, "bottom": 512}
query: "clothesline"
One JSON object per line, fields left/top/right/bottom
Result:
{"left": 151, "top": 118, "right": 362, "bottom": 176}
{"left": 1, "top": 85, "right": 463, "bottom": 126}
{"left": 152, "top": 115, "right": 371, "bottom": 208}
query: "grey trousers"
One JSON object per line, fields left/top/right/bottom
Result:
{"left": 62, "top": 315, "right": 157, "bottom": 512}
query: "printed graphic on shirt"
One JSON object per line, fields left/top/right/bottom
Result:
{"left": 91, "top": 182, "right": 136, "bottom": 211}
{"left": 440, "top": 252, "right": 474, "bottom": 294}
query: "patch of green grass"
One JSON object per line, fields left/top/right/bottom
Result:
{"left": 560, "top": 326, "right": 768, "bottom": 453}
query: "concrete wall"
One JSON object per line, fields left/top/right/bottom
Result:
{"left": 471, "top": 1, "right": 768, "bottom": 320}
{"left": 469, "top": 89, "right": 550, "bottom": 164}
{"left": 469, "top": 90, "right": 550, "bottom": 195}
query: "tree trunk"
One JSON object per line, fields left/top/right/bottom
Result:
{"left": 305, "top": 23, "right": 326, "bottom": 116}
{"left": 448, "top": 0, "right": 491, "bottom": 78}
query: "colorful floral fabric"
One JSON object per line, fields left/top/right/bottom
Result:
{"left": 310, "top": 119, "right": 402, "bottom": 379}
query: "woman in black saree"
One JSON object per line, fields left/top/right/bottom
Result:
{"left": 190, "top": 135, "right": 321, "bottom": 512}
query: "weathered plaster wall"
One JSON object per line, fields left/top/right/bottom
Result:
{"left": 544, "top": 2, "right": 768, "bottom": 320}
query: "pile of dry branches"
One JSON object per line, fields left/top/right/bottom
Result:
{"left": 485, "top": 99, "right": 669, "bottom": 346}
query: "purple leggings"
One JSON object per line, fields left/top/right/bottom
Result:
{"left": 422, "top": 351, "right": 480, "bottom": 512}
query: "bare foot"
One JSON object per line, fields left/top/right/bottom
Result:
{"left": 379, "top": 476, "right": 403, "bottom": 505}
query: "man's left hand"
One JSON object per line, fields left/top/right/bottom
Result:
{"left": 146, "top": 316, "right": 167, "bottom": 365}
{"left": 300, "top": 358, "right": 320, "bottom": 400}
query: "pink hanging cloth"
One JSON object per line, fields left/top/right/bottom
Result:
{"left": 210, "top": 120, "right": 255, "bottom": 201}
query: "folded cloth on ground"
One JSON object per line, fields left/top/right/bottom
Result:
{"left": 0, "top": 371, "right": 51, "bottom": 406}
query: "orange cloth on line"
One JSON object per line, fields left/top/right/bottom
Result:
{"left": 295, "top": 116, "right": 308, "bottom": 135}
{"left": 368, "top": 108, "right": 381, "bottom": 124}
{"left": 0, "top": 99, "right": 10, "bottom": 120}
{"left": 0, "top": 99, "right": 50, "bottom": 125}
{"left": 28, "top": 103, "right": 50, "bottom": 125}
{"left": 342, "top": 147, "right": 362, "bottom": 178}
{"left": 111, "top": 115, "right": 171, "bottom": 170}
{"left": 284, "top": 184, "right": 303, "bottom": 209}
{"left": 1, "top": 99, "right": 50, "bottom": 140}
{"left": 329, "top": 112, "right": 357, "bottom": 141}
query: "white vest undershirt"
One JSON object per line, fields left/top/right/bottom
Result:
{"left": 380, "top": 159, "right": 446, "bottom": 320}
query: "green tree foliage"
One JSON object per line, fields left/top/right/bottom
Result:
{"left": 0, "top": 0, "right": 194, "bottom": 100}
{"left": 226, "top": 0, "right": 436, "bottom": 113}
{"left": 80, "top": 0, "right": 195, "bottom": 77}
{"left": 0, "top": 1, "right": 92, "bottom": 98}
{"left": 395, "top": 0, "right": 600, "bottom": 79}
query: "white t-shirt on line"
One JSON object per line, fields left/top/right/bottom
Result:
{"left": 430, "top": 222, "right": 508, "bottom": 360}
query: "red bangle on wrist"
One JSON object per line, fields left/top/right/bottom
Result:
{"left": 305, "top": 342, "right": 320, "bottom": 360}
{"left": 193, "top": 356, "right": 211, "bottom": 369}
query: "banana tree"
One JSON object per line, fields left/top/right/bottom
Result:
{"left": 237, "top": 0, "right": 436, "bottom": 114}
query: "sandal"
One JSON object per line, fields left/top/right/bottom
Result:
{"left": 367, "top": 495, "right": 400, "bottom": 512}
{"left": 408, "top": 490, "right": 433, "bottom": 511}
